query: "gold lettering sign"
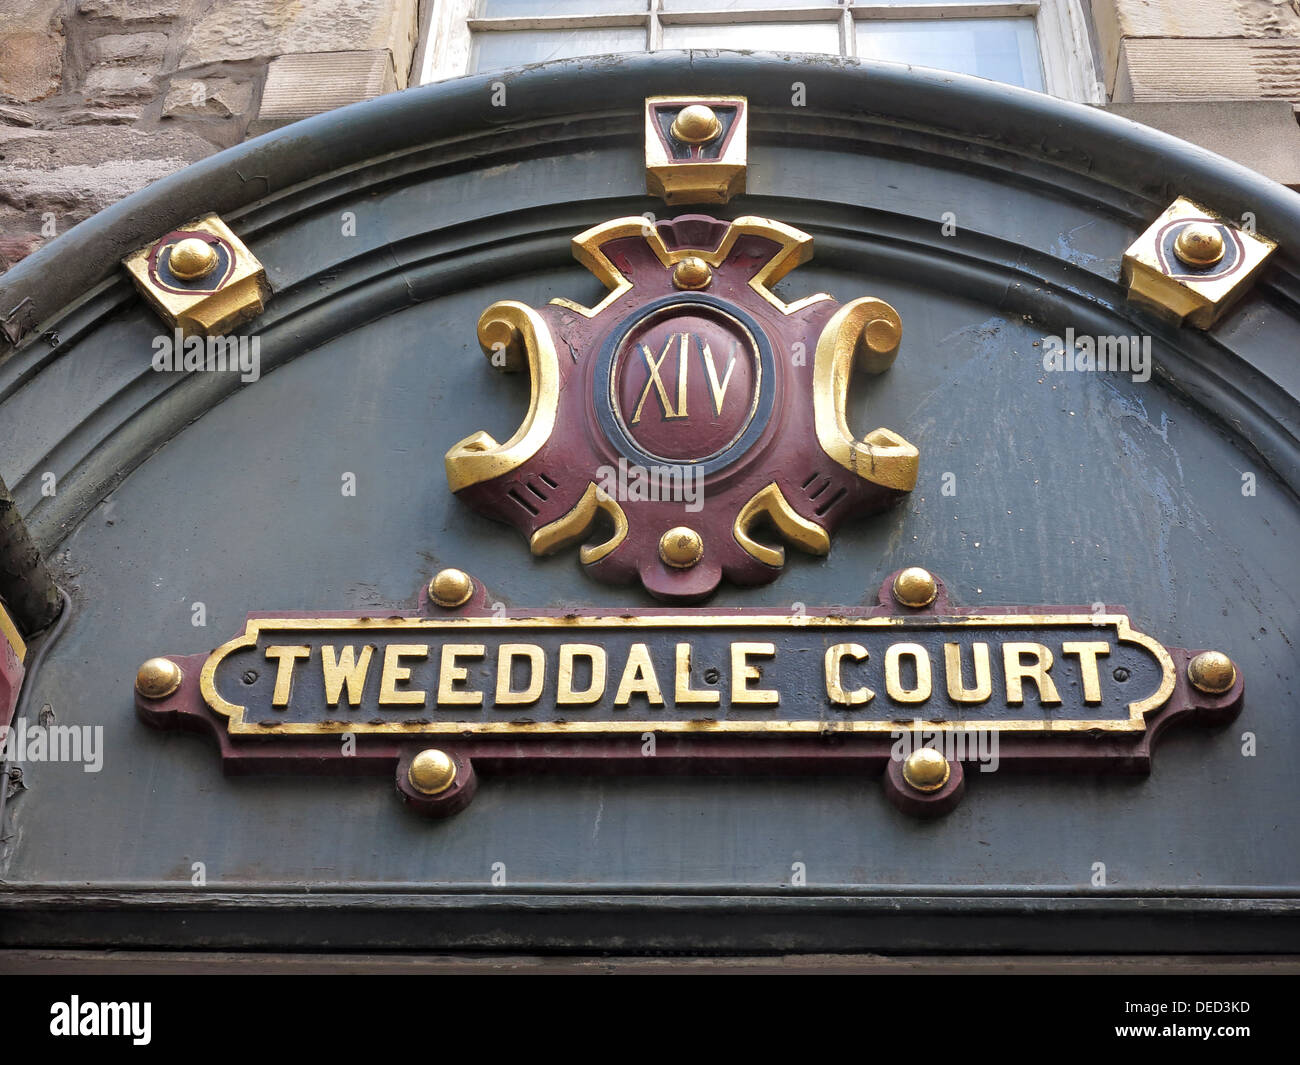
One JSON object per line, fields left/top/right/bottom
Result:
{"left": 136, "top": 564, "right": 1243, "bottom": 821}
{"left": 201, "top": 614, "right": 1175, "bottom": 736}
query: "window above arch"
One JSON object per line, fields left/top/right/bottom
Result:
{"left": 416, "top": 0, "right": 1104, "bottom": 103}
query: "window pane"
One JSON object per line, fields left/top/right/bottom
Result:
{"left": 479, "top": 0, "right": 646, "bottom": 14}
{"left": 856, "top": 17, "right": 1043, "bottom": 91}
{"left": 661, "top": 0, "right": 833, "bottom": 8}
{"left": 472, "top": 27, "right": 647, "bottom": 71}
{"left": 661, "top": 21, "right": 841, "bottom": 52}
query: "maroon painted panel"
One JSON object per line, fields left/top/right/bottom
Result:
{"left": 451, "top": 214, "right": 912, "bottom": 602}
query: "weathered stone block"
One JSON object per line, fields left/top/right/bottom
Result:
{"left": 0, "top": 125, "right": 212, "bottom": 208}
{"left": 91, "top": 31, "right": 170, "bottom": 64}
{"left": 163, "top": 77, "right": 256, "bottom": 120}
{"left": 62, "top": 107, "right": 143, "bottom": 125}
{"left": 182, "top": 0, "right": 419, "bottom": 88}
{"left": 0, "top": 0, "right": 65, "bottom": 102}
{"left": 249, "top": 50, "right": 395, "bottom": 134}
{"left": 0, "top": 232, "right": 45, "bottom": 270}
{"left": 1115, "top": 38, "right": 1300, "bottom": 103}
{"left": 84, "top": 64, "right": 157, "bottom": 100}
{"left": 77, "top": 0, "right": 183, "bottom": 22}
{"left": 1091, "top": 0, "right": 1300, "bottom": 96}
{"left": 0, "top": 34, "right": 63, "bottom": 101}
{"left": 0, "top": 105, "right": 38, "bottom": 127}
{"left": 1110, "top": 100, "right": 1300, "bottom": 190}
{"left": 0, "top": 125, "right": 214, "bottom": 269}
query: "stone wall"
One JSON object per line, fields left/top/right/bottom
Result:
{"left": 1089, "top": 0, "right": 1300, "bottom": 189}
{"left": 1091, "top": 0, "right": 1300, "bottom": 103}
{"left": 0, "top": 0, "right": 419, "bottom": 272}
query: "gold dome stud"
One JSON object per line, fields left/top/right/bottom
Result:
{"left": 892, "top": 567, "right": 937, "bottom": 609}
{"left": 902, "top": 747, "right": 950, "bottom": 793}
{"left": 136, "top": 657, "right": 183, "bottom": 699}
{"left": 659, "top": 526, "right": 704, "bottom": 569}
{"left": 408, "top": 748, "right": 457, "bottom": 795}
{"left": 672, "top": 257, "right": 713, "bottom": 291}
{"left": 1174, "top": 222, "right": 1226, "bottom": 269}
{"left": 1187, "top": 651, "right": 1236, "bottom": 694}
{"left": 429, "top": 567, "right": 474, "bottom": 609}
{"left": 168, "top": 237, "right": 219, "bottom": 280}
{"left": 671, "top": 104, "right": 722, "bottom": 145}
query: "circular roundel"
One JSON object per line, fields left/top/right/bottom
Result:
{"left": 594, "top": 293, "right": 775, "bottom": 476}
{"left": 1154, "top": 216, "right": 1243, "bottom": 280}
{"left": 149, "top": 229, "right": 236, "bottom": 294}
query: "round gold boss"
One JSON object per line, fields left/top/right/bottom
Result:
{"left": 659, "top": 527, "right": 704, "bottom": 569}
{"left": 1187, "top": 651, "right": 1236, "bottom": 694}
{"left": 408, "top": 749, "right": 458, "bottom": 795}
{"left": 673, "top": 257, "right": 713, "bottom": 291}
{"left": 671, "top": 104, "right": 722, "bottom": 145}
{"left": 892, "top": 566, "right": 937, "bottom": 608}
{"left": 1173, "top": 222, "right": 1226, "bottom": 269}
{"left": 902, "top": 748, "right": 950, "bottom": 792}
{"left": 429, "top": 567, "right": 474, "bottom": 608}
{"left": 168, "top": 237, "right": 219, "bottom": 280}
{"left": 136, "top": 657, "right": 183, "bottom": 699}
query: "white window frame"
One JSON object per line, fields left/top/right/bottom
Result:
{"left": 414, "top": 0, "right": 1103, "bottom": 103}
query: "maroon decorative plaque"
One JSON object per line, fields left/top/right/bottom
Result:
{"left": 444, "top": 214, "right": 920, "bottom": 602}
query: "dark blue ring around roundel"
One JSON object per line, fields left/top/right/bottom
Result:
{"left": 158, "top": 240, "right": 234, "bottom": 293}
{"left": 593, "top": 292, "right": 776, "bottom": 477}
{"left": 1156, "top": 220, "right": 1241, "bottom": 280}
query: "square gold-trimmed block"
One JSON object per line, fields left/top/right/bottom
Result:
{"left": 122, "top": 213, "right": 268, "bottom": 337}
{"left": 646, "top": 95, "right": 747, "bottom": 206}
{"left": 0, "top": 596, "right": 25, "bottom": 665}
{"left": 1122, "top": 196, "right": 1278, "bottom": 329}
{"left": 0, "top": 595, "right": 23, "bottom": 734}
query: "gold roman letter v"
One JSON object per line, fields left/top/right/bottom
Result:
{"left": 700, "top": 339, "right": 737, "bottom": 416}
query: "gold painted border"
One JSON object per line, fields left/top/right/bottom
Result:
{"left": 444, "top": 300, "right": 561, "bottom": 492}
{"left": 529, "top": 482, "right": 628, "bottom": 564}
{"left": 199, "top": 613, "right": 1177, "bottom": 737}
{"left": 812, "top": 298, "right": 919, "bottom": 492}
{"left": 552, "top": 215, "right": 832, "bottom": 319}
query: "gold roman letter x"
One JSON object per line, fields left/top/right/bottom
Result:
{"left": 632, "top": 334, "right": 690, "bottom": 423}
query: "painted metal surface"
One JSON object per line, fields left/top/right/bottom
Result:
{"left": 0, "top": 52, "right": 1298, "bottom": 951}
